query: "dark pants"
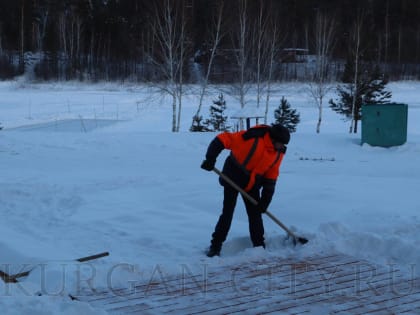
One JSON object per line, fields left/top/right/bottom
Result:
{"left": 210, "top": 185, "right": 265, "bottom": 250}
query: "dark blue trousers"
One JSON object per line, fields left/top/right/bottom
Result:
{"left": 210, "top": 185, "right": 265, "bottom": 250}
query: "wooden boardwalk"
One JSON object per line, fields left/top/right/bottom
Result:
{"left": 74, "top": 253, "right": 420, "bottom": 314}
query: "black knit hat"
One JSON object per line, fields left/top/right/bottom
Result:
{"left": 269, "top": 124, "right": 290, "bottom": 144}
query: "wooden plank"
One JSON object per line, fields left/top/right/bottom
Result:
{"left": 83, "top": 254, "right": 347, "bottom": 314}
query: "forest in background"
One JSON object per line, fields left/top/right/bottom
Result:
{"left": 0, "top": 0, "right": 420, "bottom": 82}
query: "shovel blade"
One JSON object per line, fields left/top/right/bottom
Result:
{"left": 291, "top": 236, "right": 309, "bottom": 246}
{"left": 297, "top": 237, "right": 309, "bottom": 245}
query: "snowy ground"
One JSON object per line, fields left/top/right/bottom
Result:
{"left": 0, "top": 79, "right": 419, "bottom": 314}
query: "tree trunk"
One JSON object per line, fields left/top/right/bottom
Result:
{"left": 350, "top": 12, "right": 364, "bottom": 133}
{"left": 264, "top": 19, "right": 281, "bottom": 124}
{"left": 172, "top": 92, "right": 177, "bottom": 132}
{"left": 238, "top": 0, "right": 247, "bottom": 109}
{"left": 20, "top": 0, "right": 25, "bottom": 73}
{"left": 255, "top": 2, "right": 267, "bottom": 108}
{"left": 194, "top": 7, "right": 222, "bottom": 114}
{"left": 384, "top": 0, "right": 389, "bottom": 66}
{"left": 309, "top": 11, "right": 335, "bottom": 134}
{"left": 316, "top": 96, "right": 322, "bottom": 133}
{"left": 89, "top": 28, "right": 95, "bottom": 78}
{"left": 149, "top": 0, "right": 189, "bottom": 132}
{"left": 0, "top": 24, "right": 2, "bottom": 55}
{"left": 192, "top": 1, "right": 224, "bottom": 128}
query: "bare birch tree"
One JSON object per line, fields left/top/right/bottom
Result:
{"left": 58, "top": 13, "right": 67, "bottom": 57}
{"left": 263, "top": 20, "right": 282, "bottom": 124}
{"left": 0, "top": 23, "right": 3, "bottom": 55}
{"left": 19, "top": 0, "right": 25, "bottom": 73}
{"left": 383, "top": 0, "right": 390, "bottom": 66}
{"left": 175, "top": 4, "right": 187, "bottom": 132}
{"left": 230, "top": 0, "right": 282, "bottom": 127}
{"left": 349, "top": 12, "right": 365, "bottom": 133}
{"left": 308, "top": 10, "right": 336, "bottom": 133}
{"left": 149, "top": 0, "right": 189, "bottom": 132}
{"left": 235, "top": 0, "right": 250, "bottom": 109}
{"left": 191, "top": 0, "right": 225, "bottom": 130}
{"left": 254, "top": 1, "right": 268, "bottom": 109}
{"left": 32, "top": 8, "right": 49, "bottom": 53}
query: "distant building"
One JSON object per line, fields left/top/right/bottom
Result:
{"left": 281, "top": 48, "right": 310, "bottom": 63}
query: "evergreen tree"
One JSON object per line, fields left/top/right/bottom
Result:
{"left": 190, "top": 114, "right": 209, "bottom": 132}
{"left": 329, "top": 63, "right": 392, "bottom": 133}
{"left": 204, "top": 93, "right": 230, "bottom": 132}
{"left": 274, "top": 96, "right": 300, "bottom": 133}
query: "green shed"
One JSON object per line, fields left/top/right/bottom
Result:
{"left": 361, "top": 103, "right": 408, "bottom": 147}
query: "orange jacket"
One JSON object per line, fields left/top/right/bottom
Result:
{"left": 206, "top": 125, "right": 285, "bottom": 192}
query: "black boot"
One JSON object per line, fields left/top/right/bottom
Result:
{"left": 206, "top": 245, "right": 221, "bottom": 257}
{"left": 253, "top": 242, "right": 265, "bottom": 249}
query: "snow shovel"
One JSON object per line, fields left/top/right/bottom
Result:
{"left": 1, "top": 252, "right": 110, "bottom": 283}
{"left": 213, "top": 167, "right": 308, "bottom": 245}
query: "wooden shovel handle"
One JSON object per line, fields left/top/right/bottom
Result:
{"left": 212, "top": 167, "right": 298, "bottom": 238}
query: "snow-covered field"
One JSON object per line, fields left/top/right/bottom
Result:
{"left": 0, "top": 79, "right": 419, "bottom": 314}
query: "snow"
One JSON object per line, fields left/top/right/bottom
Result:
{"left": 0, "top": 79, "right": 419, "bottom": 313}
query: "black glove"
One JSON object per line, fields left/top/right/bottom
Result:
{"left": 258, "top": 181, "right": 274, "bottom": 213}
{"left": 201, "top": 159, "right": 215, "bottom": 171}
{"left": 257, "top": 197, "right": 270, "bottom": 213}
{"left": 257, "top": 203, "right": 268, "bottom": 213}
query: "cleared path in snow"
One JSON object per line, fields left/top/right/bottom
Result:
{"left": 74, "top": 252, "right": 420, "bottom": 314}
